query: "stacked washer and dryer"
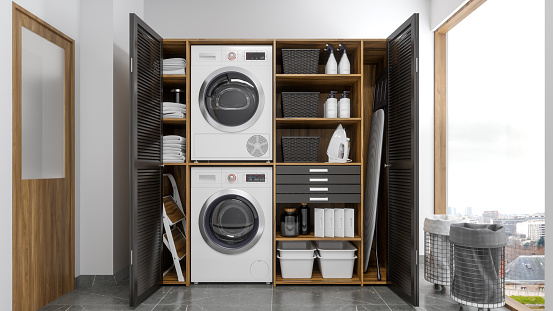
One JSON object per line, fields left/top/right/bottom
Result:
{"left": 190, "top": 46, "right": 273, "bottom": 283}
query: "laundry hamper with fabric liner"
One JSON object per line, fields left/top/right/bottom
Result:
{"left": 423, "top": 215, "right": 462, "bottom": 292}
{"left": 450, "top": 223, "right": 506, "bottom": 311}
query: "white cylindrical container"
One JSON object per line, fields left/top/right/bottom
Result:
{"left": 338, "top": 44, "right": 350, "bottom": 74}
{"left": 325, "top": 44, "right": 337, "bottom": 74}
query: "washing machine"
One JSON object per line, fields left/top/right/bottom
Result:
{"left": 191, "top": 167, "right": 272, "bottom": 282}
{"left": 191, "top": 45, "right": 272, "bottom": 161}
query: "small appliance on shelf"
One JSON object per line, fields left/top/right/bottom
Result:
{"left": 327, "top": 124, "right": 351, "bottom": 163}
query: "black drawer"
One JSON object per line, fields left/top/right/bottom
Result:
{"left": 276, "top": 174, "right": 360, "bottom": 185}
{"left": 276, "top": 184, "right": 361, "bottom": 194}
{"left": 276, "top": 193, "right": 361, "bottom": 203}
{"left": 276, "top": 165, "right": 360, "bottom": 175}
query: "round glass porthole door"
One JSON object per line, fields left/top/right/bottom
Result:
{"left": 199, "top": 67, "right": 265, "bottom": 132}
{"left": 199, "top": 189, "right": 265, "bottom": 254}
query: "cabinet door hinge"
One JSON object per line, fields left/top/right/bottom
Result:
{"left": 130, "top": 58, "right": 133, "bottom": 73}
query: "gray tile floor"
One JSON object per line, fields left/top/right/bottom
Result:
{"left": 40, "top": 265, "right": 510, "bottom": 311}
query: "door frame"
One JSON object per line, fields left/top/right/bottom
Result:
{"left": 12, "top": 3, "right": 75, "bottom": 309}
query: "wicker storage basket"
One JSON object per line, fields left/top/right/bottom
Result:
{"left": 282, "top": 137, "right": 319, "bottom": 162}
{"left": 282, "top": 49, "right": 320, "bottom": 74}
{"left": 282, "top": 92, "right": 320, "bottom": 118}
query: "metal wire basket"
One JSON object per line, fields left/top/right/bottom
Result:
{"left": 424, "top": 232, "right": 451, "bottom": 292}
{"left": 450, "top": 223, "right": 506, "bottom": 311}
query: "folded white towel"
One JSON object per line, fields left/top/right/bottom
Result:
{"left": 163, "top": 68, "right": 185, "bottom": 75}
{"left": 163, "top": 102, "right": 186, "bottom": 109}
{"left": 163, "top": 158, "right": 185, "bottom": 163}
{"left": 163, "top": 143, "right": 185, "bottom": 149}
{"left": 163, "top": 112, "right": 185, "bottom": 119}
{"left": 163, "top": 135, "right": 185, "bottom": 142}
{"left": 163, "top": 155, "right": 185, "bottom": 162}
{"left": 164, "top": 151, "right": 184, "bottom": 157}
{"left": 163, "top": 108, "right": 186, "bottom": 114}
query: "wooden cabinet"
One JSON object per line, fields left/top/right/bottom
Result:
{"left": 130, "top": 13, "right": 419, "bottom": 307}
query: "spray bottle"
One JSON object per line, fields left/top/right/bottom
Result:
{"left": 324, "top": 44, "right": 337, "bottom": 74}
{"left": 338, "top": 91, "right": 351, "bottom": 118}
{"left": 338, "top": 44, "right": 350, "bottom": 74}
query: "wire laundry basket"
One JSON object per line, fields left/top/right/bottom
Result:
{"left": 424, "top": 215, "right": 461, "bottom": 292}
{"left": 450, "top": 223, "right": 506, "bottom": 311}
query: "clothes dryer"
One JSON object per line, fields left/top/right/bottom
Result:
{"left": 191, "top": 167, "right": 272, "bottom": 282}
{"left": 191, "top": 45, "right": 272, "bottom": 161}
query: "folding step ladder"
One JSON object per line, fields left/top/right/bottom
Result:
{"left": 162, "top": 174, "right": 186, "bottom": 282}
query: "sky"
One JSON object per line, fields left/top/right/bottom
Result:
{"left": 447, "top": 0, "right": 545, "bottom": 216}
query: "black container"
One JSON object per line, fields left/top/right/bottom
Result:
{"left": 299, "top": 203, "right": 310, "bottom": 235}
{"left": 280, "top": 207, "right": 300, "bottom": 237}
{"left": 171, "top": 89, "right": 185, "bottom": 104}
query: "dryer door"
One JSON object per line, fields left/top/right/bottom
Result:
{"left": 199, "top": 67, "right": 264, "bottom": 132}
{"left": 199, "top": 189, "right": 265, "bottom": 254}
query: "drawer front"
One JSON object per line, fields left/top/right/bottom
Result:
{"left": 276, "top": 184, "right": 361, "bottom": 194}
{"left": 276, "top": 165, "right": 360, "bottom": 175}
{"left": 276, "top": 193, "right": 361, "bottom": 204}
{"left": 276, "top": 174, "right": 361, "bottom": 185}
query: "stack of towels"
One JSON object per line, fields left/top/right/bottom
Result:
{"left": 163, "top": 135, "right": 185, "bottom": 163}
{"left": 163, "top": 58, "right": 186, "bottom": 75}
{"left": 163, "top": 102, "right": 186, "bottom": 119}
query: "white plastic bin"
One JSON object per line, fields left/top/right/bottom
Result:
{"left": 317, "top": 253, "right": 357, "bottom": 278}
{"left": 315, "top": 241, "right": 357, "bottom": 259}
{"left": 278, "top": 253, "right": 316, "bottom": 278}
{"left": 277, "top": 241, "right": 317, "bottom": 259}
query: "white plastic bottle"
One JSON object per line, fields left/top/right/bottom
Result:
{"left": 338, "top": 44, "right": 350, "bottom": 74}
{"left": 325, "top": 91, "right": 338, "bottom": 118}
{"left": 338, "top": 91, "right": 351, "bottom": 118}
{"left": 324, "top": 44, "right": 337, "bottom": 74}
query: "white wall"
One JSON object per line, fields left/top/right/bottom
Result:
{"left": 144, "top": 0, "right": 435, "bottom": 254}
{"left": 430, "top": 0, "right": 469, "bottom": 30}
{"left": 0, "top": 0, "right": 81, "bottom": 307}
{"left": 545, "top": 0, "right": 552, "bottom": 309}
{"left": 80, "top": 0, "right": 114, "bottom": 275}
{"left": 113, "top": 0, "right": 144, "bottom": 274}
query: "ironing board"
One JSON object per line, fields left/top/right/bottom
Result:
{"left": 363, "top": 109, "right": 385, "bottom": 273}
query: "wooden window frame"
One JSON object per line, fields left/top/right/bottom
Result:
{"left": 434, "top": 0, "right": 487, "bottom": 214}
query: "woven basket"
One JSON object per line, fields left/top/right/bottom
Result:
{"left": 282, "top": 49, "right": 320, "bottom": 74}
{"left": 282, "top": 137, "right": 319, "bottom": 162}
{"left": 282, "top": 92, "right": 320, "bottom": 118}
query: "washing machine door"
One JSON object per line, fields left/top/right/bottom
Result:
{"left": 199, "top": 67, "right": 264, "bottom": 133}
{"left": 199, "top": 189, "right": 265, "bottom": 254}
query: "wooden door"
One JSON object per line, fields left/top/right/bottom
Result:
{"left": 129, "top": 13, "right": 164, "bottom": 307}
{"left": 12, "top": 4, "right": 75, "bottom": 310}
{"left": 386, "top": 13, "right": 419, "bottom": 307}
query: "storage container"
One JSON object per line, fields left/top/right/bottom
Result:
{"left": 315, "top": 241, "right": 357, "bottom": 259}
{"left": 281, "top": 137, "right": 319, "bottom": 162}
{"left": 282, "top": 49, "right": 320, "bottom": 74}
{"left": 277, "top": 241, "right": 316, "bottom": 259}
{"left": 317, "top": 253, "right": 357, "bottom": 279}
{"left": 282, "top": 92, "right": 320, "bottom": 118}
{"left": 278, "top": 253, "right": 316, "bottom": 279}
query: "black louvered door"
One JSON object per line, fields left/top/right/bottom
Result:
{"left": 386, "top": 13, "right": 419, "bottom": 307}
{"left": 129, "top": 13, "right": 164, "bottom": 307}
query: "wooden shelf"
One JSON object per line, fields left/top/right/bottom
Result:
{"left": 163, "top": 74, "right": 186, "bottom": 80}
{"left": 276, "top": 162, "right": 362, "bottom": 166}
{"left": 275, "top": 270, "right": 361, "bottom": 285}
{"left": 189, "top": 162, "right": 273, "bottom": 166}
{"left": 276, "top": 118, "right": 361, "bottom": 129}
{"left": 163, "top": 265, "right": 187, "bottom": 285}
{"left": 163, "top": 118, "right": 186, "bottom": 125}
{"left": 276, "top": 74, "right": 361, "bottom": 87}
{"left": 164, "top": 163, "right": 187, "bottom": 166}
{"left": 363, "top": 265, "right": 387, "bottom": 285}
{"left": 276, "top": 232, "right": 361, "bottom": 241}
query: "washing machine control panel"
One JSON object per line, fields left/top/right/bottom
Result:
{"left": 246, "top": 174, "right": 266, "bottom": 182}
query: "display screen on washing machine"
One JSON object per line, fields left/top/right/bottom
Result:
{"left": 246, "top": 174, "right": 265, "bottom": 182}
{"left": 246, "top": 52, "right": 266, "bottom": 60}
